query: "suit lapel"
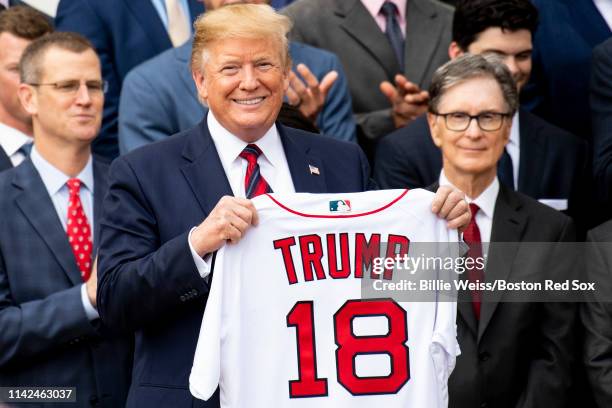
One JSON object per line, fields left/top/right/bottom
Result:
{"left": 124, "top": 0, "right": 172, "bottom": 51}
{"left": 335, "top": 0, "right": 401, "bottom": 79}
{"left": 517, "top": 110, "right": 546, "bottom": 196}
{"left": 176, "top": 41, "right": 201, "bottom": 107}
{"left": 180, "top": 119, "right": 233, "bottom": 215}
{"left": 13, "top": 161, "right": 83, "bottom": 286}
{"left": 92, "top": 159, "right": 108, "bottom": 254}
{"left": 0, "top": 147, "right": 12, "bottom": 171}
{"left": 403, "top": 0, "right": 447, "bottom": 86}
{"left": 477, "top": 185, "right": 526, "bottom": 342}
{"left": 279, "top": 125, "right": 327, "bottom": 193}
{"left": 566, "top": 0, "right": 611, "bottom": 46}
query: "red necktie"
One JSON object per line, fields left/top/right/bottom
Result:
{"left": 463, "top": 203, "right": 484, "bottom": 320}
{"left": 66, "top": 178, "right": 93, "bottom": 281}
{"left": 239, "top": 144, "right": 273, "bottom": 198}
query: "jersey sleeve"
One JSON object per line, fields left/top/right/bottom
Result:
{"left": 189, "top": 246, "right": 228, "bottom": 400}
{"left": 431, "top": 226, "right": 461, "bottom": 408}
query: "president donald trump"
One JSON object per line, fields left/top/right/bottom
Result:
{"left": 96, "top": 4, "right": 469, "bottom": 407}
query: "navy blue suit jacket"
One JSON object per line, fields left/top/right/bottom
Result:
{"left": 55, "top": 0, "right": 205, "bottom": 159}
{"left": 98, "top": 119, "right": 372, "bottom": 407}
{"left": 522, "top": 0, "right": 611, "bottom": 139}
{"left": 118, "top": 39, "right": 356, "bottom": 154}
{"left": 0, "top": 158, "right": 132, "bottom": 407}
{"left": 373, "top": 111, "right": 590, "bottom": 227}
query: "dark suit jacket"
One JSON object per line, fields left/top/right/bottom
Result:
{"left": 522, "top": 0, "right": 611, "bottom": 139}
{"left": 0, "top": 158, "right": 132, "bottom": 407}
{"left": 282, "top": 0, "right": 453, "bottom": 144}
{"left": 582, "top": 220, "right": 612, "bottom": 408}
{"left": 0, "top": 147, "right": 12, "bottom": 172}
{"left": 591, "top": 38, "right": 612, "bottom": 206}
{"left": 97, "top": 119, "right": 372, "bottom": 407}
{"left": 446, "top": 184, "right": 576, "bottom": 407}
{"left": 373, "top": 110, "right": 590, "bottom": 226}
{"left": 54, "top": 0, "right": 204, "bottom": 159}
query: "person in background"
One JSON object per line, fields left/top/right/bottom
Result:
{"left": 54, "top": 0, "right": 205, "bottom": 159}
{"left": 0, "top": 5, "right": 51, "bottom": 171}
{"left": 281, "top": 0, "right": 453, "bottom": 161}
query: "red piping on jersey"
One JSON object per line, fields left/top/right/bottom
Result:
{"left": 263, "top": 189, "right": 410, "bottom": 218}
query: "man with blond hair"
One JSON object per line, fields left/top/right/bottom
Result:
{"left": 97, "top": 5, "right": 469, "bottom": 407}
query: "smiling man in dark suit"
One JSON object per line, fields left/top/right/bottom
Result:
{"left": 426, "top": 54, "right": 576, "bottom": 408}
{"left": 54, "top": 0, "right": 205, "bottom": 159}
{"left": 0, "top": 32, "right": 131, "bottom": 407}
{"left": 374, "top": 0, "right": 590, "bottom": 228}
{"left": 97, "top": 5, "right": 470, "bottom": 407}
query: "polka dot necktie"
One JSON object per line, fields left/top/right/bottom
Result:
{"left": 239, "top": 144, "right": 273, "bottom": 199}
{"left": 66, "top": 178, "right": 93, "bottom": 281}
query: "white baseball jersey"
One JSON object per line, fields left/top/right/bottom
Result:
{"left": 190, "top": 189, "right": 460, "bottom": 408}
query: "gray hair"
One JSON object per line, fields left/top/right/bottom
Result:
{"left": 428, "top": 53, "right": 519, "bottom": 115}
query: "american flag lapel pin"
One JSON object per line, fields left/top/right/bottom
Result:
{"left": 308, "top": 164, "right": 320, "bottom": 175}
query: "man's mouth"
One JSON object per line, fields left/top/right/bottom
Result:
{"left": 233, "top": 97, "right": 265, "bottom": 105}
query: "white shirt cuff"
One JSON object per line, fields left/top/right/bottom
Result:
{"left": 189, "top": 227, "right": 213, "bottom": 279}
{"left": 80, "top": 283, "right": 99, "bottom": 321}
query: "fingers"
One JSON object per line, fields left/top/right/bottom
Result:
{"left": 285, "top": 82, "right": 301, "bottom": 106}
{"left": 296, "top": 63, "right": 319, "bottom": 90}
{"left": 288, "top": 70, "right": 308, "bottom": 104}
{"left": 380, "top": 81, "right": 399, "bottom": 103}
{"left": 446, "top": 199, "right": 470, "bottom": 231}
{"left": 431, "top": 185, "right": 452, "bottom": 215}
{"left": 318, "top": 70, "right": 338, "bottom": 97}
{"left": 403, "top": 90, "right": 429, "bottom": 105}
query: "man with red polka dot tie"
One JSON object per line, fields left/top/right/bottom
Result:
{"left": 0, "top": 32, "right": 131, "bottom": 405}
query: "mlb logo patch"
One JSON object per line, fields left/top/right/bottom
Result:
{"left": 329, "top": 199, "right": 351, "bottom": 213}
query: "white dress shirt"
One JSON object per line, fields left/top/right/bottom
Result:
{"left": 30, "top": 147, "right": 98, "bottom": 320}
{"left": 0, "top": 122, "right": 33, "bottom": 167}
{"left": 189, "top": 111, "right": 296, "bottom": 278}
{"left": 594, "top": 0, "right": 612, "bottom": 31}
{"left": 507, "top": 112, "right": 520, "bottom": 190}
{"left": 440, "top": 170, "right": 499, "bottom": 258}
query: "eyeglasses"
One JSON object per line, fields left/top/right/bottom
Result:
{"left": 432, "top": 111, "right": 512, "bottom": 131}
{"left": 27, "top": 79, "right": 108, "bottom": 95}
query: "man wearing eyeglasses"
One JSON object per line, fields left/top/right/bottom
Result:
{"left": 0, "top": 32, "right": 132, "bottom": 406}
{"left": 427, "top": 54, "right": 576, "bottom": 408}
{"left": 374, "top": 0, "right": 590, "bottom": 233}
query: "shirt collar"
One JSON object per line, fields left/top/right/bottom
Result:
{"left": 207, "top": 110, "right": 283, "bottom": 169}
{"left": 0, "top": 122, "right": 32, "bottom": 157}
{"left": 361, "top": 0, "right": 406, "bottom": 21}
{"left": 509, "top": 111, "right": 519, "bottom": 148}
{"left": 439, "top": 170, "right": 499, "bottom": 220}
{"left": 30, "top": 145, "right": 94, "bottom": 197}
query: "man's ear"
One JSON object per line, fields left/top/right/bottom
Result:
{"left": 428, "top": 112, "right": 443, "bottom": 148}
{"left": 448, "top": 42, "right": 464, "bottom": 60}
{"left": 18, "top": 83, "right": 37, "bottom": 116}
{"left": 192, "top": 69, "right": 208, "bottom": 104}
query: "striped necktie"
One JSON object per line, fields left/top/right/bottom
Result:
{"left": 239, "top": 144, "right": 273, "bottom": 199}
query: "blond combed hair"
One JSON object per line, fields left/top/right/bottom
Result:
{"left": 190, "top": 4, "right": 292, "bottom": 74}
